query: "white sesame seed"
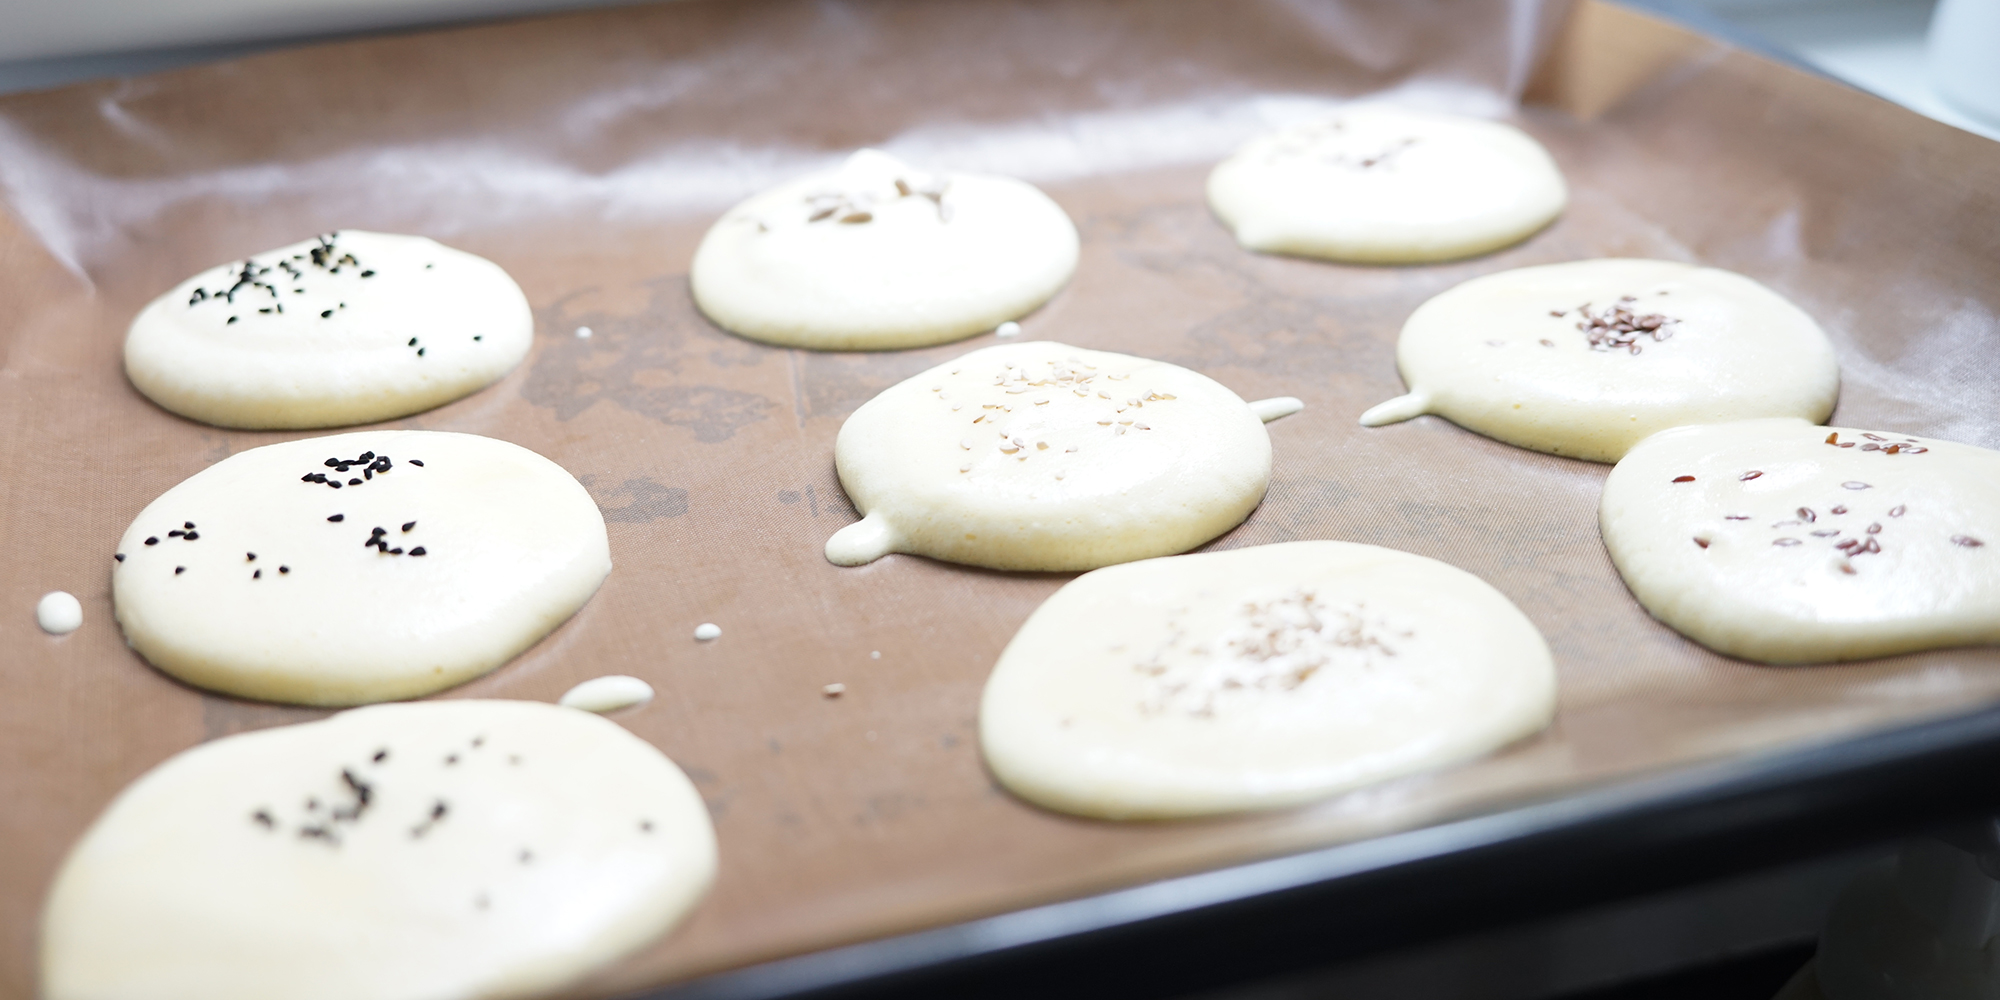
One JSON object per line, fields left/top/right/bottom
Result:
{"left": 823, "top": 683, "right": 846, "bottom": 697}
{"left": 996, "top": 321, "right": 1021, "bottom": 337}
{"left": 575, "top": 326, "right": 593, "bottom": 338}
{"left": 693, "top": 623, "right": 721, "bottom": 641}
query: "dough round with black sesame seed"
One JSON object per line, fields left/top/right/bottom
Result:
{"left": 824, "top": 340, "right": 1273, "bottom": 571}
{"left": 979, "top": 541, "right": 1556, "bottom": 820}
{"left": 41, "top": 700, "right": 715, "bottom": 1000}
{"left": 1359, "top": 259, "right": 1839, "bottom": 463}
{"left": 690, "top": 149, "right": 1078, "bottom": 351}
{"left": 113, "top": 430, "right": 609, "bottom": 705}
{"left": 125, "top": 231, "right": 532, "bottom": 429}
{"left": 1602, "top": 418, "right": 2000, "bottom": 663}
{"left": 1207, "top": 106, "right": 1567, "bottom": 263}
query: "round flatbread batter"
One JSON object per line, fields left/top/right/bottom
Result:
{"left": 1360, "top": 259, "right": 1839, "bottom": 463}
{"left": 1602, "top": 418, "right": 2000, "bottom": 664}
{"left": 113, "top": 430, "right": 610, "bottom": 705}
{"left": 826, "top": 341, "right": 1283, "bottom": 572}
{"left": 980, "top": 540, "right": 1556, "bottom": 819}
{"left": 690, "top": 149, "right": 1079, "bottom": 350}
{"left": 41, "top": 700, "right": 715, "bottom": 1000}
{"left": 1207, "top": 106, "right": 1567, "bottom": 263}
{"left": 126, "top": 231, "right": 532, "bottom": 429}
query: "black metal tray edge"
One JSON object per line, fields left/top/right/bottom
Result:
{"left": 643, "top": 702, "right": 2000, "bottom": 1000}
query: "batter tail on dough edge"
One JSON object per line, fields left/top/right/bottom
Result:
{"left": 1359, "top": 391, "right": 1431, "bottom": 427}
{"left": 826, "top": 512, "right": 897, "bottom": 566}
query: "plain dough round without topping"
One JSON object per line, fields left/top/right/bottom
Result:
{"left": 1603, "top": 418, "right": 2000, "bottom": 664}
{"left": 690, "top": 149, "right": 1079, "bottom": 350}
{"left": 41, "top": 700, "right": 716, "bottom": 1000}
{"left": 113, "top": 430, "right": 610, "bottom": 706}
{"left": 826, "top": 341, "right": 1272, "bottom": 572}
{"left": 980, "top": 540, "right": 1556, "bottom": 819}
{"left": 125, "top": 231, "right": 532, "bottom": 429}
{"left": 1207, "top": 106, "right": 1567, "bottom": 263}
{"left": 1361, "top": 259, "right": 1839, "bottom": 463}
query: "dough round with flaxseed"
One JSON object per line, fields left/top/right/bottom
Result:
{"left": 979, "top": 540, "right": 1556, "bottom": 819}
{"left": 824, "top": 340, "right": 1273, "bottom": 572}
{"left": 125, "top": 231, "right": 532, "bottom": 429}
{"left": 1602, "top": 418, "right": 2000, "bottom": 663}
{"left": 690, "top": 149, "right": 1079, "bottom": 351}
{"left": 1360, "top": 259, "right": 1839, "bottom": 463}
{"left": 41, "top": 700, "right": 715, "bottom": 1000}
{"left": 112, "top": 430, "right": 610, "bottom": 706}
{"left": 1207, "top": 106, "right": 1567, "bottom": 263}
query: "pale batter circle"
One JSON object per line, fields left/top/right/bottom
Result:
{"left": 980, "top": 540, "right": 1557, "bottom": 819}
{"left": 125, "top": 231, "right": 533, "bottom": 430}
{"left": 41, "top": 700, "right": 715, "bottom": 1000}
{"left": 113, "top": 430, "right": 610, "bottom": 706}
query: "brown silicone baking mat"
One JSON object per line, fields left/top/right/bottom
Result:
{"left": 5, "top": 0, "right": 2000, "bottom": 995}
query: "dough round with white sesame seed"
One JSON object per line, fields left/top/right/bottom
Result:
{"left": 125, "top": 231, "right": 532, "bottom": 429}
{"left": 1602, "top": 418, "right": 2000, "bottom": 664}
{"left": 41, "top": 700, "right": 715, "bottom": 1000}
{"left": 825, "top": 341, "right": 1274, "bottom": 572}
{"left": 979, "top": 541, "right": 1556, "bottom": 819}
{"left": 690, "top": 149, "right": 1079, "bottom": 350}
{"left": 1207, "top": 106, "right": 1567, "bottom": 263}
{"left": 112, "top": 430, "right": 609, "bottom": 706}
{"left": 1359, "top": 259, "right": 1839, "bottom": 463}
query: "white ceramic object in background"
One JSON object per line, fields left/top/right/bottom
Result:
{"left": 1929, "top": 0, "right": 2000, "bottom": 126}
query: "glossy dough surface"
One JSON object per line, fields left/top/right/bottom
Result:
{"left": 1361, "top": 259, "right": 1839, "bottom": 463}
{"left": 113, "top": 431, "right": 610, "bottom": 705}
{"left": 1603, "top": 419, "right": 2000, "bottom": 663}
{"left": 827, "top": 341, "right": 1271, "bottom": 572}
{"left": 125, "top": 231, "right": 532, "bottom": 429}
{"left": 41, "top": 700, "right": 716, "bottom": 1000}
{"left": 980, "top": 541, "right": 1557, "bottom": 819}
{"left": 690, "top": 150, "right": 1079, "bottom": 350}
{"left": 1207, "top": 106, "right": 1567, "bottom": 263}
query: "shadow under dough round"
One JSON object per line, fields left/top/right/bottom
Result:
{"left": 1206, "top": 105, "right": 1567, "bottom": 264}
{"left": 690, "top": 149, "right": 1079, "bottom": 351}
{"left": 1602, "top": 418, "right": 2000, "bottom": 664}
{"left": 113, "top": 430, "right": 610, "bottom": 706}
{"left": 124, "top": 231, "right": 532, "bottom": 430}
{"left": 41, "top": 700, "right": 715, "bottom": 1000}
{"left": 825, "top": 341, "right": 1290, "bottom": 572}
{"left": 1360, "top": 258, "right": 1839, "bottom": 463}
{"left": 979, "top": 540, "right": 1557, "bottom": 820}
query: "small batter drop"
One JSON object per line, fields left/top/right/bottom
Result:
{"left": 37, "top": 591, "right": 83, "bottom": 635}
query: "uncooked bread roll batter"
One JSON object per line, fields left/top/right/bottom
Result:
{"left": 1602, "top": 418, "right": 2000, "bottom": 664}
{"left": 826, "top": 341, "right": 1289, "bottom": 572}
{"left": 691, "top": 149, "right": 1079, "bottom": 350}
{"left": 1361, "top": 259, "right": 1839, "bottom": 462}
{"left": 125, "top": 231, "right": 532, "bottom": 429}
{"left": 113, "top": 430, "right": 610, "bottom": 705}
{"left": 980, "top": 540, "right": 1556, "bottom": 819}
{"left": 1207, "top": 106, "right": 1567, "bottom": 263}
{"left": 41, "top": 700, "right": 715, "bottom": 1000}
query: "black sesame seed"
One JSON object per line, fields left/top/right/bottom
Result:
{"left": 115, "top": 553, "right": 125, "bottom": 562}
{"left": 321, "top": 309, "right": 334, "bottom": 318}
{"left": 183, "top": 531, "right": 198, "bottom": 540}
{"left": 328, "top": 514, "right": 345, "bottom": 522}
{"left": 402, "top": 521, "right": 416, "bottom": 532}
{"left": 417, "top": 348, "right": 425, "bottom": 357}
{"left": 228, "top": 316, "right": 238, "bottom": 324}
{"left": 329, "top": 481, "right": 343, "bottom": 489}
{"left": 409, "top": 460, "right": 424, "bottom": 467}
{"left": 174, "top": 566, "right": 185, "bottom": 575}
{"left": 279, "top": 566, "right": 289, "bottom": 574}
{"left": 184, "top": 522, "right": 195, "bottom": 530}
{"left": 409, "top": 547, "right": 427, "bottom": 556}
{"left": 372, "top": 749, "right": 388, "bottom": 763}
{"left": 253, "top": 569, "right": 262, "bottom": 579}
{"left": 371, "top": 526, "right": 387, "bottom": 536}
{"left": 168, "top": 530, "right": 184, "bottom": 538}
{"left": 361, "top": 270, "right": 375, "bottom": 277}
{"left": 145, "top": 537, "right": 159, "bottom": 545}
{"left": 389, "top": 547, "right": 403, "bottom": 555}
{"left": 358, "top": 452, "right": 373, "bottom": 462}
{"left": 348, "top": 478, "right": 361, "bottom": 486}
{"left": 246, "top": 552, "right": 256, "bottom": 561}
{"left": 325, "top": 458, "right": 341, "bottom": 468}
{"left": 408, "top": 338, "right": 417, "bottom": 347}
{"left": 473, "top": 336, "right": 482, "bottom": 342}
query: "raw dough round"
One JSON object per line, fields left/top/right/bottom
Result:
{"left": 980, "top": 540, "right": 1556, "bottom": 819}
{"left": 41, "top": 700, "right": 715, "bottom": 1000}
{"left": 826, "top": 341, "right": 1273, "bottom": 572}
{"left": 1602, "top": 418, "right": 2000, "bottom": 664}
{"left": 690, "top": 149, "right": 1079, "bottom": 350}
{"left": 1207, "top": 106, "right": 1567, "bottom": 263}
{"left": 113, "top": 430, "right": 610, "bottom": 706}
{"left": 125, "top": 231, "right": 532, "bottom": 429}
{"left": 1361, "top": 259, "right": 1839, "bottom": 463}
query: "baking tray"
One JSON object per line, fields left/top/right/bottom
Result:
{"left": 4, "top": 1, "right": 2000, "bottom": 998}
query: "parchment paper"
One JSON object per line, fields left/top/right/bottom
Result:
{"left": 4, "top": 1, "right": 2000, "bottom": 997}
